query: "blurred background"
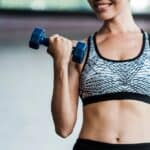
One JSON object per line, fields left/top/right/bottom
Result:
{"left": 0, "top": 0, "right": 150, "bottom": 150}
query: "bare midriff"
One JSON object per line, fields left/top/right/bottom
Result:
{"left": 79, "top": 99, "right": 150, "bottom": 144}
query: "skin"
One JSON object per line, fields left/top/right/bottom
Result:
{"left": 48, "top": 0, "right": 150, "bottom": 143}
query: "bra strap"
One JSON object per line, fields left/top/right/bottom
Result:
{"left": 148, "top": 33, "right": 150, "bottom": 47}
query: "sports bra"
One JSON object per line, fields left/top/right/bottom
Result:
{"left": 79, "top": 30, "right": 150, "bottom": 106}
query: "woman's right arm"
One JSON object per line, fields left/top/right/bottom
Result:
{"left": 47, "top": 34, "right": 87, "bottom": 138}
{"left": 51, "top": 59, "right": 80, "bottom": 138}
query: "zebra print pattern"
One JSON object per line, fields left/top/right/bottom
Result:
{"left": 79, "top": 30, "right": 150, "bottom": 106}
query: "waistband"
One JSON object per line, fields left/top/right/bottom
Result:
{"left": 73, "top": 138, "right": 150, "bottom": 150}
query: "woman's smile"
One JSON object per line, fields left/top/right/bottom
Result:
{"left": 94, "top": 2, "right": 113, "bottom": 12}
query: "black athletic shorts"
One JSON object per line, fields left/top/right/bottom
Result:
{"left": 73, "top": 138, "right": 150, "bottom": 150}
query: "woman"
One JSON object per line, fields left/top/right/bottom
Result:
{"left": 47, "top": 0, "right": 150, "bottom": 150}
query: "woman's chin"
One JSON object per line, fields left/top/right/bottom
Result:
{"left": 96, "top": 14, "right": 114, "bottom": 21}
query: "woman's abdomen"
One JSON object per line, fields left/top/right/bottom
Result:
{"left": 79, "top": 99, "right": 150, "bottom": 144}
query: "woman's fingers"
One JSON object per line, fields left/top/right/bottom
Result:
{"left": 47, "top": 34, "right": 74, "bottom": 64}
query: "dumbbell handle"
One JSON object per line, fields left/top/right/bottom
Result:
{"left": 39, "top": 36, "right": 49, "bottom": 47}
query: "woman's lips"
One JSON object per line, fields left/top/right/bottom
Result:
{"left": 94, "top": 3, "right": 112, "bottom": 11}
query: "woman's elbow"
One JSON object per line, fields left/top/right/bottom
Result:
{"left": 55, "top": 127, "right": 73, "bottom": 138}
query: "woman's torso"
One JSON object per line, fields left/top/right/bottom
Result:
{"left": 78, "top": 29, "right": 150, "bottom": 144}
{"left": 79, "top": 100, "right": 150, "bottom": 144}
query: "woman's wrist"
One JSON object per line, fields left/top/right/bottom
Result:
{"left": 54, "top": 59, "right": 69, "bottom": 70}
{"left": 54, "top": 56, "right": 71, "bottom": 66}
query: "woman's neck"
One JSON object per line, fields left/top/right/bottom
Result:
{"left": 100, "top": 9, "right": 140, "bottom": 35}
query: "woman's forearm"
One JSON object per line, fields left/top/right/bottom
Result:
{"left": 51, "top": 61, "right": 76, "bottom": 137}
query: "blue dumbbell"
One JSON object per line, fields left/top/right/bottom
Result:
{"left": 29, "top": 27, "right": 87, "bottom": 64}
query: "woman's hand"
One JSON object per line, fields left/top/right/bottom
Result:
{"left": 47, "top": 34, "right": 77, "bottom": 65}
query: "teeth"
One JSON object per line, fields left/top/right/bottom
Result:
{"left": 95, "top": 2, "right": 112, "bottom": 5}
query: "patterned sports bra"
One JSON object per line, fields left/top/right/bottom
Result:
{"left": 79, "top": 30, "right": 150, "bottom": 106}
